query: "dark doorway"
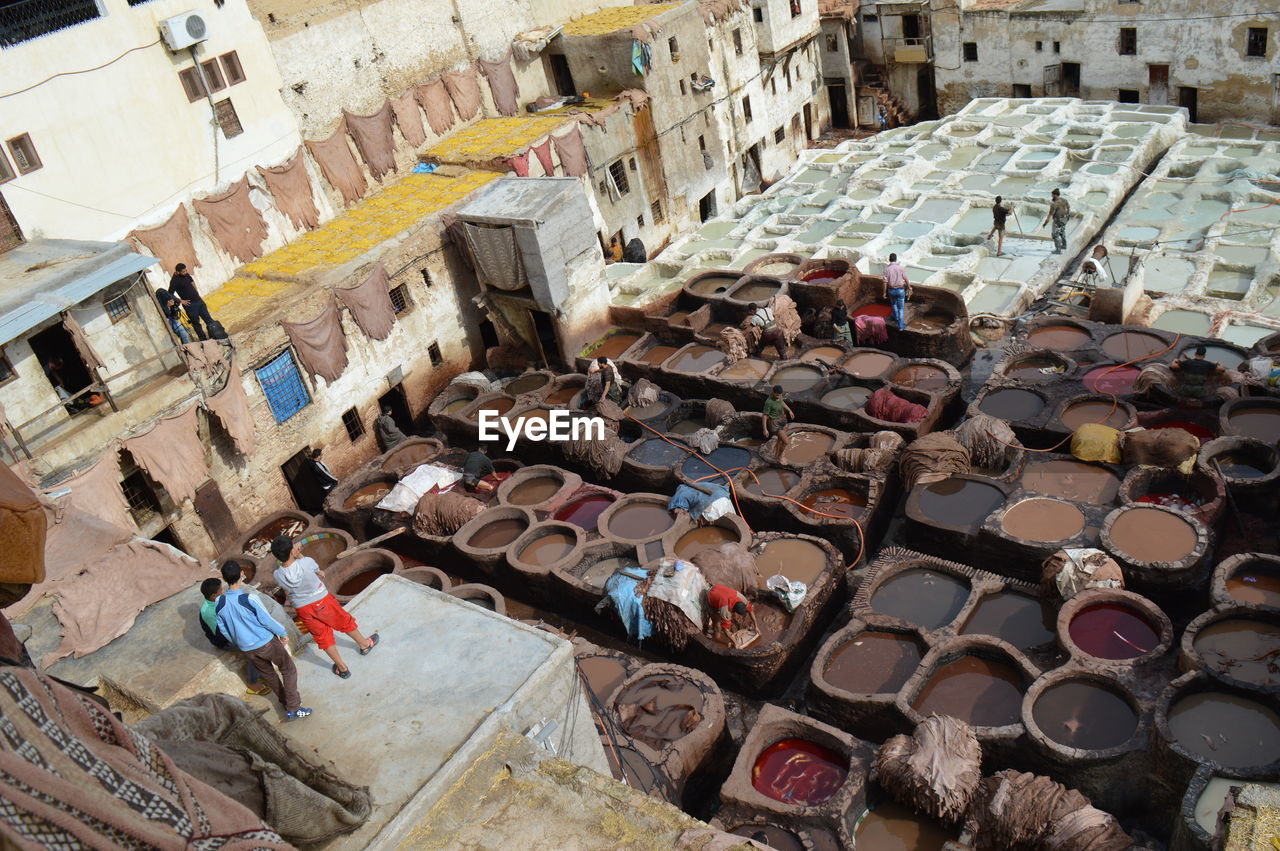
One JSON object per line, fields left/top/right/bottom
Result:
{"left": 529, "top": 309, "right": 563, "bottom": 368}
{"left": 1148, "top": 64, "right": 1168, "bottom": 105}
{"left": 1179, "top": 86, "right": 1198, "bottom": 122}
{"left": 826, "top": 80, "right": 850, "bottom": 128}
{"left": 547, "top": 54, "right": 576, "bottom": 98}
{"left": 1062, "top": 62, "right": 1081, "bottom": 97}
{"left": 1012, "top": 83, "right": 1032, "bottom": 98}
{"left": 151, "top": 525, "right": 186, "bottom": 554}
{"left": 803, "top": 103, "right": 813, "bottom": 139}
{"left": 901, "top": 13, "right": 920, "bottom": 39}
{"left": 28, "top": 322, "right": 92, "bottom": 398}
{"left": 699, "top": 191, "right": 717, "bottom": 222}
{"left": 193, "top": 480, "right": 237, "bottom": 551}
{"left": 916, "top": 66, "right": 937, "bottom": 119}
{"left": 378, "top": 383, "right": 413, "bottom": 435}
{"left": 282, "top": 448, "right": 327, "bottom": 514}
{"left": 478, "top": 318, "right": 500, "bottom": 349}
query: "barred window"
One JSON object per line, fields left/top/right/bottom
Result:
{"left": 0, "top": 0, "right": 101, "bottom": 48}
{"left": 256, "top": 350, "right": 311, "bottom": 423}
{"left": 6, "top": 135, "right": 41, "bottom": 175}
{"left": 428, "top": 342, "right": 442, "bottom": 366}
{"left": 389, "top": 284, "right": 411, "bottom": 314}
{"left": 105, "top": 294, "right": 131, "bottom": 322}
{"left": 341, "top": 407, "right": 365, "bottom": 441}
{"left": 220, "top": 51, "right": 246, "bottom": 84}
{"left": 650, "top": 200, "right": 664, "bottom": 224}
{"left": 607, "top": 160, "right": 630, "bottom": 195}
{"left": 122, "top": 470, "right": 161, "bottom": 525}
{"left": 214, "top": 99, "right": 243, "bottom": 139}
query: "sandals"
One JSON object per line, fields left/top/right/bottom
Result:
{"left": 359, "top": 633, "right": 380, "bottom": 656}
{"left": 332, "top": 664, "right": 351, "bottom": 679}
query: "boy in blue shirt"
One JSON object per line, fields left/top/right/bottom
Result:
{"left": 199, "top": 577, "right": 270, "bottom": 697}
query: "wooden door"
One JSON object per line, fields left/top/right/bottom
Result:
{"left": 1148, "top": 65, "right": 1169, "bottom": 105}
{"left": 193, "top": 480, "right": 238, "bottom": 552}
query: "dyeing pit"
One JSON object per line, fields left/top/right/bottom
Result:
{"left": 336, "top": 566, "right": 391, "bottom": 597}
{"left": 506, "top": 373, "right": 550, "bottom": 394}
{"left": 1150, "top": 420, "right": 1216, "bottom": 444}
{"left": 979, "top": 388, "right": 1046, "bottom": 420}
{"left": 1032, "top": 680, "right": 1138, "bottom": 751}
{"left": 800, "top": 346, "right": 846, "bottom": 364}
{"left": 578, "top": 556, "right": 639, "bottom": 590}
{"left": 1029, "top": 324, "right": 1092, "bottom": 350}
{"left": 629, "top": 439, "right": 690, "bottom": 466}
{"left": 853, "top": 303, "right": 892, "bottom": 320}
{"left": 1192, "top": 618, "right": 1280, "bottom": 688}
{"left": 1102, "top": 331, "right": 1168, "bottom": 361}
{"left": 440, "top": 398, "right": 471, "bottom": 414}
{"left": 728, "top": 826, "right": 803, "bottom": 851}
{"left": 801, "top": 489, "right": 866, "bottom": 520}
{"left": 741, "top": 467, "right": 800, "bottom": 499}
{"left": 640, "top": 345, "right": 679, "bottom": 366}
{"left": 782, "top": 431, "right": 835, "bottom": 464}
{"left": 1213, "top": 453, "right": 1269, "bottom": 479}
{"left": 843, "top": 351, "right": 894, "bottom": 378}
{"left": 756, "top": 538, "right": 827, "bottom": 586}
{"left": 608, "top": 503, "right": 675, "bottom": 539}
{"left": 918, "top": 478, "right": 1005, "bottom": 527}
{"left": 589, "top": 333, "right": 641, "bottom": 361}
{"left": 891, "top": 364, "right": 948, "bottom": 392}
{"left": 669, "top": 419, "right": 702, "bottom": 435}
{"left": 614, "top": 675, "right": 705, "bottom": 749}
{"left": 507, "top": 476, "right": 563, "bottom": 505}
{"left": 1006, "top": 355, "right": 1065, "bottom": 381}
{"left": 801, "top": 270, "right": 842, "bottom": 284}
{"left": 1084, "top": 365, "right": 1140, "bottom": 395}
{"left": 554, "top": 495, "right": 615, "bottom": 529}
{"left": 911, "top": 654, "right": 1025, "bottom": 727}
{"left": 1001, "top": 498, "right": 1085, "bottom": 543}
{"left": 242, "top": 514, "right": 311, "bottom": 557}
{"left": 1227, "top": 405, "right": 1280, "bottom": 443}
{"left": 720, "top": 358, "right": 771, "bottom": 380}
{"left": 821, "top": 386, "right": 872, "bottom": 409}
{"left": 687, "top": 274, "right": 740, "bottom": 296}
{"left": 298, "top": 533, "right": 349, "bottom": 569}
{"left": 961, "top": 592, "right": 1054, "bottom": 650}
{"left": 1069, "top": 603, "right": 1159, "bottom": 660}
{"left": 1060, "top": 400, "right": 1130, "bottom": 431}
{"left": 771, "top": 365, "right": 823, "bottom": 393}
{"left": 731, "top": 280, "right": 782, "bottom": 302}
{"left": 854, "top": 800, "right": 954, "bottom": 850}
{"left": 871, "top": 569, "right": 970, "bottom": 630}
{"left": 907, "top": 312, "right": 952, "bottom": 331}
{"left": 751, "top": 739, "right": 848, "bottom": 806}
{"left": 468, "top": 397, "right": 515, "bottom": 421}
{"left": 626, "top": 400, "right": 669, "bottom": 419}
{"left": 669, "top": 346, "right": 726, "bottom": 373}
{"left": 343, "top": 482, "right": 392, "bottom": 509}
{"left": 1227, "top": 563, "right": 1280, "bottom": 607}
{"left": 381, "top": 440, "right": 440, "bottom": 471}
{"left": 1167, "top": 692, "right": 1280, "bottom": 769}
{"left": 578, "top": 656, "right": 628, "bottom": 700}
{"left": 682, "top": 446, "right": 751, "bottom": 484}
{"left": 675, "top": 525, "right": 737, "bottom": 560}
{"left": 824, "top": 632, "right": 924, "bottom": 694}
{"left": 545, "top": 386, "right": 581, "bottom": 406}
{"left": 1021, "top": 458, "right": 1120, "bottom": 503}
{"left": 467, "top": 518, "right": 528, "bottom": 549}
{"left": 1108, "top": 506, "right": 1198, "bottom": 563}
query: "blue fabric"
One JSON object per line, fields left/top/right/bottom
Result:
{"left": 412, "top": 162, "right": 437, "bottom": 174}
{"left": 667, "top": 484, "right": 730, "bottom": 519}
{"left": 604, "top": 570, "right": 652, "bottom": 643}
{"left": 888, "top": 287, "right": 907, "bottom": 331}
{"left": 255, "top": 350, "right": 311, "bottom": 423}
{"left": 632, "top": 40, "right": 652, "bottom": 76}
{"left": 166, "top": 315, "right": 191, "bottom": 344}
{"left": 215, "top": 589, "right": 286, "bottom": 652}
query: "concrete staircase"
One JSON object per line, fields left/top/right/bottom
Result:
{"left": 856, "top": 63, "right": 914, "bottom": 128}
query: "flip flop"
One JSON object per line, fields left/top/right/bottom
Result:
{"left": 245, "top": 684, "right": 271, "bottom": 696}
{"left": 359, "top": 633, "right": 379, "bottom": 655}
{"left": 332, "top": 664, "right": 351, "bottom": 679}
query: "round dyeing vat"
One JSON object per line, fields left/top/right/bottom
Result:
{"left": 1069, "top": 603, "right": 1159, "bottom": 660}
{"left": 589, "top": 333, "right": 642, "bottom": 361}
{"left": 1102, "top": 330, "right": 1168, "bottom": 361}
{"left": 731, "top": 279, "right": 782, "bottom": 302}
{"left": 979, "top": 388, "right": 1045, "bottom": 420}
{"left": 1227, "top": 563, "right": 1280, "bottom": 608}
{"left": 674, "top": 525, "right": 737, "bottom": 560}
{"left": 681, "top": 446, "right": 751, "bottom": 484}
{"left": 578, "top": 656, "right": 629, "bottom": 700}
{"left": 614, "top": 675, "right": 705, "bottom": 749}
{"left": 1061, "top": 400, "right": 1130, "bottom": 430}
{"left": 1033, "top": 680, "right": 1138, "bottom": 750}
{"left": 298, "top": 533, "right": 348, "bottom": 569}
{"left": 961, "top": 592, "right": 1054, "bottom": 650}
{"left": 1167, "top": 692, "right": 1280, "bottom": 769}
{"left": 801, "top": 269, "right": 842, "bottom": 284}
{"left": 468, "top": 397, "right": 515, "bottom": 421}
{"left": 871, "top": 569, "right": 970, "bottom": 630}
{"left": 854, "top": 303, "right": 892, "bottom": 319}
{"left": 1193, "top": 619, "right": 1280, "bottom": 688}
{"left": 756, "top": 538, "right": 827, "bottom": 586}
{"left": 854, "top": 800, "right": 954, "bottom": 851}
{"left": 554, "top": 495, "right": 615, "bottom": 530}
{"left": 440, "top": 398, "right": 471, "bottom": 414}
{"left": 1084, "top": 365, "right": 1140, "bottom": 395}
{"left": 751, "top": 739, "right": 848, "bottom": 806}
{"left": 507, "top": 476, "right": 563, "bottom": 506}
{"left": 669, "top": 345, "right": 726, "bottom": 373}
{"left": 382, "top": 441, "right": 439, "bottom": 471}
{"left": 668, "top": 419, "right": 702, "bottom": 435}
{"left": 629, "top": 439, "right": 690, "bottom": 467}
{"left": 729, "top": 826, "right": 803, "bottom": 851}
{"left": 1150, "top": 419, "right": 1216, "bottom": 444}
{"left": 891, "top": 364, "right": 948, "bottom": 392}
{"left": 908, "top": 312, "right": 953, "bottom": 331}
{"left": 336, "top": 564, "right": 393, "bottom": 598}
{"left": 1029, "top": 324, "right": 1092, "bottom": 350}
{"left": 1109, "top": 507, "right": 1198, "bottom": 563}
{"left": 918, "top": 478, "right": 1005, "bottom": 527}
{"left": 687, "top": 274, "right": 739, "bottom": 296}
{"left": 609, "top": 503, "right": 675, "bottom": 539}
{"left": 1213, "top": 452, "right": 1270, "bottom": 479}
{"left": 468, "top": 518, "right": 528, "bottom": 549}
{"left": 772, "top": 365, "right": 823, "bottom": 393}
{"left": 824, "top": 632, "right": 923, "bottom": 694}
{"left": 344, "top": 481, "right": 392, "bottom": 509}
{"left": 626, "top": 399, "right": 670, "bottom": 420}
{"left": 782, "top": 431, "right": 835, "bottom": 464}
{"left": 742, "top": 467, "right": 799, "bottom": 499}
{"left": 1006, "top": 356, "right": 1064, "bottom": 380}
{"left": 1001, "top": 498, "right": 1085, "bottom": 542}
{"left": 506, "top": 372, "right": 550, "bottom": 394}
{"left": 843, "top": 351, "right": 894, "bottom": 378}
{"left": 912, "top": 655, "right": 1025, "bottom": 727}
{"left": 720, "top": 358, "right": 771, "bottom": 380}
{"left": 545, "top": 386, "right": 582, "bottom": 406}
{"left": 640, "top": 345, "right": 679, "bottom": 366}
{"left": 518, "top": 531, "right": 576, "bottom": 566}
{"left": 1228, "top": 405, "right": 1280, "bottom": 443}
{"left": 800, "top": 346, "right": 846, "bottom": 364}
{"left": 1020, "top": 458, "right": 1120, "bottom": 503}
{"left": 821, "top": 386, "right": 871, "bottom": 409}
{"left": 801, "top": 489, "right": 866, "bottom": 520}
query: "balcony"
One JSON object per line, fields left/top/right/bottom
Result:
{"left": 0, "top": 0, "right": 100, "bottom": 47}
{"left": 886, "top": 35, "right": 933, "bottom": 63}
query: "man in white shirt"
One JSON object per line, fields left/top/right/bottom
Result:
{"left": 882, "top": 253, "right": 911, "bottom": 331}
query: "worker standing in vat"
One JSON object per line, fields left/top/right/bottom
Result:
{"left": 1041, "top": 188, "right": 1070, "bottom": 254}
{"left": 748, "top": 302, "right": 790, "bottom": 358}
{"left": 986, "top": 196, "right": 1013, "bottom": 257}
{"left": 882, "top": 254, "right": 911, "bottom": 332}
{"left": 271, "top": 535, "right": 378, "bottom": 680}
{"left": 1171, "top": 346, "right": 1224, "bottom": 400}
{"left": 584, "top": 355, "right": 625, "bottom": 407}
{"left": 762, "top": 385, "right": 795, "bottom": 458}
{"left": 168, "top": 263, "right": 217, "bottom": 341}
{"left": 462, "top": 446, "right": 496, "bottom": 494}
{"left": 705, "top": 584, "right": 759, "bottom": 642}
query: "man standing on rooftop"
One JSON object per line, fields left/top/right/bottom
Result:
{"left": 168, "top": 263, "right": 217, "bottom": 341}
{"left": 882, "top": 253, "right": 910, "bottom": 332}
{"left": 1041, "top": 188, "right": 1070, "bottom": 254}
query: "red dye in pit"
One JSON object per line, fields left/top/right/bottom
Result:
{"left": 554, "top": 495, "right": 615, "bottom": 529}
{"left": 853, "top": 303, "right": 893, "bottom": 319}
{"left": 801, "top": 271, "right": 841, "bottom": 284}
{"left": 1068, "top": 603, "right": 1159, "bottom": 660}
{"left": 1136, "top": 492, "right": 1202, "bottom": 512}
{"left": 751, "top": 739, "right": 848, "bottom": 806}
{"left": 1083, "top": 365, "right": 1140, "bottom": 395}
{"left": 1149, "top": 420, "right": 1216, "bottom": 445}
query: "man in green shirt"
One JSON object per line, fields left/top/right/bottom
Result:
{"left": 1041, "top": 188, "right": 1070, "bottom": 254}
{"left": 761, "top": 385, "right": 795, "bottom": 458}
{"left": 198, "top": 577, "right": 270, "bottom": 696}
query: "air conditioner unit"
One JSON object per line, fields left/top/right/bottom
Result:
{"left": 159, "top": 11, "right": 210, "bottom": 51}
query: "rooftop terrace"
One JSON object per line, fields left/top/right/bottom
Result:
{"left": 561, "top": 3, "right": 682, "bottom": 36}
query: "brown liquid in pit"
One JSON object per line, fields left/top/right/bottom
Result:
{"left": 337, "top": 566, "right": 391, "bottom": 597}
{"left": 1020, "top": 458, "right": 1120, "bottom": 503}
{"left": 843, "top": 351, "right": 894, "bottom": 377}
{"left": 1214, "top": 453, "right": 1269, "bottom": 479}
{"left": 1001, "top": 498, "right": 1085, "bottom": 542}
{"left": 687, "top": 275, "right": 739, "bottom": 295}
{"left": 579, "top": 556, "right": 639, "bottom": 589}
{"left": 578, "top": 656, "right": 628, "bottom": 701}
{"left": 668, "top": 419, "right": 702, "bottom": 435}
{"left": 609, "top": 503, "right": 675, "bottom": 539}
{"left": 344, "top": 482, "right": 392, "bottom": 509}
{"left": 519, "top": 531, "right": 576, "bottom": 565}
{"left": 1167, "top": 692, "right": 1280, "bottom": 769}
{"left": 383, "top": 442, "right": 437, "bottom": 470}
{"left": 300, "top": 536, "right": 346, "bottom": 569}
{"left": 1226, "top": 567, "right": 1280, "bottom": 607}
{"left": 801, "top": 346, "right": 846, "bottom": 363}
{"left": 441, "top": 398, "right": 472, "bottom": 414}
{"left": 719, "top": 358, "right": 770, "bottom": 380}
{"left": 1228, "top": 406, "right": 1280, "bottom": 443}
{"left": 919, "top": 478, "right": 1006, "bottom": 527}
{"left": 668, "top": 345, "right": 726, "bottom": 373}
{"left": 468, "top": 518, "right": 528, "bottom": 549}
{"left": 590, "top": 333, "right": 642, "bottom": 361}
{"left": 1006, "top": 356, "right": 1063, "bottom": 380}
{"left": 640, "top": 345, "right": 679, "bottom": 365}
{"left": 1102, "top": 330, "right": 1167, "bottom": 360}
{"left": 855, "top": 800, "right": 955, "bottom": 851}
{"left": 507, "top": 477, "right": 562, "bottom": 505}
{"left": 891, "top": 364, "right": 948, "bottom": 392}
{"left": 801, "top": 488, "right": 866, "bottom": 520}
{"left": 675, "top": 525, "right": 737, "bottom": 560}
{"left": 468, "top": 397, "right": 515, "bottom": 421}
{"left": 1032, "top": 680, "right": 1138, "bottom": 750}
{"left": 782, "top": 431, "right": 835, "bottom": 464}
{"left": 1028, "top": 324, "right": 1091, "bottom": 350}
{"left": 614, "top": 676, "right": 705, "bottom": 749}
{"left": 908, "top": 312, "right": 952, "bottom": 331}
{"left": 771, "top": 365, "right": 822, "bottom": 392}
{"left": 742, "top": 467, "right": 799, "bottom": 498}
{"left": 980, "top": 388, "right": 1046, "bottom": 420}
{"left": 732, "top": 281, "right": 781, "bottom": 302}
{"left": 825, "top": 632, "right": 923, "bottom": 694}
{"left": 506, "top": 373, "right": 550, "bottom": 394}
{"left": 912, "top": 655, "right": 1025, "bottom": 727}
{"left": 821, "top": 385, "right": 872, "bottom": 409}
{"left": 961, "top": 591, "right": 1055, "bottom": 649}
{"left": 546, "top": 387, "right": 581, "bottom": 405}
{"left": 1061, "top": 400, "right": 1130, "bottom": 430}
{"left": 1193, "top": 619, "right": 1280, "bottom": 688}
{"left": 729, "top": 826, "right": 803, "bottom": 851}
{"left": 1109, "top": 507, "right": 1197, "bottom": 563}
{"left": 626, "top": 401, "right": 669, "bottom": 419}
{"left": 757, "top": 538, "right": 828, "bottom": 586}
{"left": 871, "top": 568, "right": 971, "bottom": 630}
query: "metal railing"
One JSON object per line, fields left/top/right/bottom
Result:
{"left": 0, "top": 0, "right": 100, "bottom": 48}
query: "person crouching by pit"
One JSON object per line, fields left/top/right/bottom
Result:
{"left": 462, "top": 446, "right": 496, "bottom": 495}
{"left": 762, "top": 384, "right": 795, "bottom": 458}
{"left": 748, "top": 302, "right": 790, "bottom": 359}
{"left": 705, "top": 583, "right": 759, "bottom": 642}
{"left": 271, "top": 535, "right": 378, "bottom": 680}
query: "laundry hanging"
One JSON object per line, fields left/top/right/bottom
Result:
{"left": 552, "top": 127, "right": 588, "bottom": 177}
{"left": 442, "top": 68, "right": 483, "bottom": 121}
{"left": 335, "top": 263, "right": 397, "bottom": 341}
{"left": 192, "top": 176, "right": 270, "bottom": 263}
{"left": 306, "top": 121, "right": 368, "bottom": 206}
{"left": 390, "top": 88, "right": 427, "bottom": 147}
{"left": 256, "top": 147, "right": 321, "bottom": 231}
{"left": 477, "top": 50, "right": 520, "bottom": 117}
{"left": 122, "top": 405, "right": 209, "bottom": 506}
{"left": 204, "top": 358, "right": 256, "bottom": 456}
{"left": 415, "top": 78, "right": 457, "bottom": 135}
{"left": 280, "top": 295, "right": 349, "bottom": 383}
{"left": 344, "top": 101, "right": 397, "bottom": 181}
{"left": 632, "top": 39, "right": 652, "bottom": 76}
{"left": 128, "top": 205, "right": 198, "bottom": 275}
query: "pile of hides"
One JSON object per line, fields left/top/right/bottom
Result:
{"left": 1122, "top": 427, "right": 1199, "bottom": 473}
{"left": 687, "top": 428, "right": 720, "bottom": 456}
{"left": 412, "top": 492, "right": 484, "bottom": 538}
{"left": 511, "top": 25, "right": 559, "bottom": 61}
{"left": 1069, "top": 423, "right": 1122, "bottom": 465}
{"left": 1042, "top": 548, "right": 1124, "bottom": 601}
{"left": 718, "top": 327, "right": 750, "bottom": 363}
{"left": 965, "top": 770, "right": 1133, "bottom": 850}
{"left": 134, "top": 693, "right": 371, "bottom": 845}
{"left": 667, "top": 483, "right": 733, "bottom": 522}
{"left": 693, "top": 542, "right": 761, "bottom": 594}
{"left": 771, "top": 295, "right": 802, "bottom": 347}
{"left": 1133, "top": 363, "right": 1175, "bottom": 397}
{"left": 376, "top": 464, "right": 462, "bottom": 514}
{"left": 563, "top": 430, "right": 627, "bottom": 479}
{"left": 951, "top": 414, "right": 1019, "bottom": 471}
{"left": 599, "top": 567, "right": 652, "bottom": 643}
{"left": 873, "top": 715, "right": 982, "bottom": 822}
{"left": 834, "top": 446, "right": 896, "bottom": 476}
{"left": 866, "top": 387, "right": 928, "bottom": 424}
{"left": 899, "top": 433, "right": 970, "bottom": 490}
{"left": 628, "top": 378, "right": 660, "bottom": 409}
{"left": 641, "top": 560, "right": 710, "bottom": 651}
{"left": 705, "top": 398, "right": 735, "bottom": 427}
{"left": 872, "top": 430, "right": 906, "bottom": 452}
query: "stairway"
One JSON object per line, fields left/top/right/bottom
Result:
{"left": 854, "top": 62, "right": 914, "bottom": 128}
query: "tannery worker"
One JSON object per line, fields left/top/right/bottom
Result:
{"left": 986, "top": 195, "right": 1013, "bottom": 257}
{"left": 761, "top": 385, "right": 795, "bottom": 458}
{"left": 168, "top": 262, "right": 217, "bottom": 341}
{"left": 830, "top": 299, "right": 852, "bottom": 344}
{"left": 882, "top": 254, "right": 910, "bottom": 332}
{"left": 1171, "top": 345, "right": 1224, "bottom": 399}
{"left": 705, "top": 584, "right": 759, "bottom": 641}
{"left": 1041, "top": 188, "right": 1070, "bottom": 254}
{"left": 375, "top": 405, "right": 407, "bottom": 450}
{"left": 583, "top": 356, "right": 625, "bottom": 406}
{"left": 462, "top": 446, "right": 496, "bottom": 494}
{"left": 748, "top": 302, "right": 789, "bottom": 358}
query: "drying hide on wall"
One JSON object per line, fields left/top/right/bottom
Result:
{"left": 180, "top": 340, "right": 226, "bottom": 378}
{"left": 122, "top": 405, "right": 208, "bottom": 506}
{"left": 443, "top": 68, "right": 483, "bottom": 121}
{"left": 204, "top": 359, "right": 257, "bottom": 456}
{"left": 306, "top": 122, "right": 368, "bottom": 206}
{"left": 507, "top": 151, "right": 531, "bottom": 177}
{"left": 531, "top": 139, "right": 556, "bottom": 175}
{"left": 192, "top": 177, "right": 270, "bottom": 263}
{"left": 462, "top": 223, "right": 528, "bottom": 291}
{"left": 48, "top": 451, "right": 133, "bottom": 535}
{"left": 62, "top": 312, "right": 105, "bottom": 373}
{"left": 477, "top": 51, "right": 520, "bottom": 117}
{"left": 344, "top": 101, "right": 397, "bottom": 181}
{"left": 256, "top": 147, "right": 321, "bottom": 231}
{"left": 281, "top": 295, "right": 349, "bottom": 384}
{"left": 416, "top": 78, "right": 458, "bottom": 135}
{"left": 552, "top": 127, "right": 588, "bottom": 177}
{"left": 335, "top": 263, "right": 397, "bottom": 341}
{"left": 390, "top": 88, "right": 427, "bottom": 147}
{"left": 128, "top": 205, "right": 199, "bottom": 274}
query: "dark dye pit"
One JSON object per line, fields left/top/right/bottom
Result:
{"left": 1068, "top": 603, "right": 1158, "bottom": 660}
{"left": 871, "top": 569, "right": 970, "bottom": 630}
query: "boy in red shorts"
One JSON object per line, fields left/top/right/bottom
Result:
{"left": 705, "top": 584, "right": 759, "bottom": 641}
{"left": 271, "top": 535, "right": 379, "bottom": 678}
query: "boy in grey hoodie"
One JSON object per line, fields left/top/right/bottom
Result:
{"left": 271, "top": 535, "right": 378, "bottom": 678}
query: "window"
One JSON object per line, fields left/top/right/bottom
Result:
{"left": 5, "top": 135, "right": 40, "bottom": 175}
{"left": 774, "top": 126, "right": 785, "bottom": 143}
{"left": 122, "top": 471, "right": 162, "bottom": 525}
{"left": 636, "top": 214, "right": 645, "bottom": 229}
{"left": 1117, "top": 88, "right": 1140, "bottom": 103}
{"left": 0, "top": 192, "right": 21, "bottom": 251}
{"left": 742, "top": 95, "right": 752, "bottom": 122}
{"left": 220, "top": 51, "right": 246, "bottom": 84}
{"left": 790, "top": 0, "right": 800, "bottom": 18}
{"left": 1053, "top": 41, "right": 1061, "bottom": 53}
{"left": 256, "top": 350, "right": 311, "bottom": 423}
{"left": 389, "top": 284, "right": 411, "bottom": 314}
{"left": 785, "top": 66, "right": 792, "bottom": 89}
{"left": 668, "top": 36, "right": 679, "bottom": 61}
{"left": 733, "top": 28, "right": 743, "bottom": 55}
{"left": 753, "top": 6, "right": 763, "bottom": 22}
{"left": 1035, "top": 41, "right": 1043, "bottom": 52}
{"left": 963, "top": 42, "right": 978, "bottom": 62}
{"left": 607, "top": 160, "right": 630, "bottom": 195}
{"left": 651, "top": 200, "right": 664, "bottom": 224}
{"left": 680, "top": 79, "right": 687, "bottom": 95}
{"left": 0, "top": 0, "right": 99, "bottom": 47}
{"left": 178, "top": 68, "right": 206, "bottom": 102}
{"left": 419, "top": 268, "right": 433, "bottom": 287}
{"left": 1248, "top": 27, "right": 1268, "bottom": 58}
{"left": 698, "top": 134, "right": 706, "bottom": 151}
{"left": 200, "top": 59, "right": 226, "bottom": 93}
{"left": 862, "top": 13, "right": 878, "bottom": 22}
{"left": 1013, "top": 84, "right": 1032, "bottom": 98}
{"left": 341, "top": 407, "right": 365, "bottom": 441}
{"left": 104, "top": 294, "right": 131, "bottom": 323}
{"left": 1118, "top": 28, "right": 1136, "bottom": 55}
{"left": 826, "top": 34, "right": 838, "bottom": 52}
{"left": 770, "top": 78, "right": 776, "bottom": 95}
{"left": 0, "top": 350, "right": 15, "bottom": 385}
{"left": 428, "top": 342, "right": 442, "bottom": 366}
{"left": 628, "top": 157, "right": 637, "bottom": 171}
{"left": 0, "top": 152, "right": 12, "bottom": 184}
{"left": 214, "top": 99, "right": 243, "bottom": 138}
